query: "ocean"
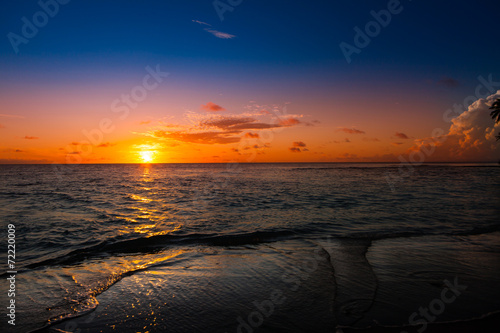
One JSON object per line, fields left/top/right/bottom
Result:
{"left": 0, "top": 163, "right": 499, "bottom": 332}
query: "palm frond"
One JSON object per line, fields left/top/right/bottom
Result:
{"left": 490, "top": 99, "right": 500, "bottom": 123}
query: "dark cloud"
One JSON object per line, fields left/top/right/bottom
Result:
{"left": 395, "top": 132, "right": 409, "bottom": 139}
{"left": 244, "top": 132, "right": 260, "bottom": 138}
{"left": 337, "top": 127, "right": 365, "bottom": 134}
{"left": 289, "top": 147, "right": 301, "bottom": 153}
{"left": 97, "top": 142, "right": 115, "bottom": 148}
{"left": 292, "top": 141, "right": 306, "bottom": 147}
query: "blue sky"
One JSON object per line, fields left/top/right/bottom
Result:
{"left": 1, "top": 0, "right": 499, "bottom": 163}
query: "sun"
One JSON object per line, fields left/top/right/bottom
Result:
{"left": 139, "top": 150, "right": 155, "bottom": 163}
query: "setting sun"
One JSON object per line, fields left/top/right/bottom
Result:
{"left": 139, "top": 150, "right": 155, "bottom": 163}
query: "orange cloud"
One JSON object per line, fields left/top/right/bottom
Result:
{"left": 289, "top": 147, "right": 301, "bottom": 153}
{"left": 392, "top": 142, "right": 404, "bottom": 146}
{"left": 140, "top": 120, "right": 151, "bottom": 125}
{"left": 406, "top": 91, "right": 500, "bottom": 161}
{"left": 293, "top": 141, "right": 306, "bottom": 147}
{"left": 395, "top": 132, "right": 409, "bottom": 139}
{"left": 279, "top": 118, "right": 301, "bottom": 126}
{"left": 24, "top": 136, "right": 39, "bottom": 139}
{"left": 337, "top": 127, "right": 365, "bottom": 134}
{"left": 152, "top": 130, "right": 240, "bottom": 144}
{"left": 97, "top": 142, "right": 115, "bottom": 148}
{"left": 244, "top": 132, "right": 260, "bottom": 138}
{"left": 201, "top": 102, "right": 226, "bottom": 112}
{"left": 363, "top": 137, "right": 380, "bottom": 142}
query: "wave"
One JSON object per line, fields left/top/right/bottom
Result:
{"left": 20, "top": 229, "right": 299, "bottom": 271}
{"left": 16, "top": 221, "right": 500, "bottom": 273}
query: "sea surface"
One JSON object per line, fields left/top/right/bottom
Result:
{"left": 0, "top": 163, "right": 499, "bottom": 332}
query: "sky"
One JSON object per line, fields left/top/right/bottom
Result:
{"left": 1, "top": 0, "right": 499, "bottom": 164}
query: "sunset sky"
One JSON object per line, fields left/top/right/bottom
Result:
{"left": 1, "top": 0, "right": 499, "bottom": 163}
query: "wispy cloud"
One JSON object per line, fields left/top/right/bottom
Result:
{"left": 192, "top": 20, "right": 211, "bottom": 26}
{"left": 337, "top": 127, "right": 365, "bottom": 134}
{"left": 24, "top": 136, "right": 39, "bottom": 140}
{"left": 292, "top": 141, "right": 306, "bottom": 147}
{"left": 279, "top": 118, "right": 301, "bottom": 126}
{"left": 97, "top": 142, "right": 115, "bottom": 148}
{"left": 0, "top": 114, "right": 25, "bottom": 119}
{"left": 205, "top": 29, "right": 236, "bottom": 39}
{"left": 437, "top": 76, "right": 460, "bottom": 88}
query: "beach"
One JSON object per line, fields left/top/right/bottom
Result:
{"left": 0, "top": 163, "right": 499, "bottom": 332}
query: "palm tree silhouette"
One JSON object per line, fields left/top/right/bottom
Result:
{"left": 490, "top": 99, "right": 500, "bottom": 141}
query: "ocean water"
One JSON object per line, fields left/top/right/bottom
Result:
{"left": 0, "top": 163, "right": 499, "bottom": 332}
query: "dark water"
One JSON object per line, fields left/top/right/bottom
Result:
{"left": 0, "top": 163, "right": 499, "bottom": 332}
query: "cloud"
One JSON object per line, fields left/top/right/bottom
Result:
{"left": 97, "top": 142, "right": 115, "bottom": 148}
{"left": 201, "top": 102, "right": 226, "bottom": 112}
{"left": 337, "top": 127, "right": 365, "bottom": 134}
{"left": 289, "top": 147, "right": 301, "bottom": 153}
{"left": 395, "top": 132, "right": 409, "bottom": 139}
{"left": 392, "top": 142, "right": 404, "bottom": 146}
{"left": 363, "top": 137, "right": 380, "bottom": 142}
{"left": 141, "top": 104, "right": 302, "bottom": 146}
{"left": 192, "top": 20, "right": 211, "bottom": 26}
{"left": 24, "top": 136, "right": 39, "bottom": 140}
{"left": 152, "top": 130, "right": 240, "bottom": 145}
{"left": 244, "top": 132, "right": 259, "bottom": 138}
{"left": 407, "top": 91, "right": 500, "bottom": 161}
{"left": 292, "top": 141, "right": 306, "bottom": 147}
{"left": 140, "top": 120, "right": 151, "bottom": 125}
{"left": 0, "top": 114, "right": 25, "bottom": 119}
{"left": 205, "top": 29, "right": 236, "bottom": 39}
{"left": 437, "top": 77, "right": 460, "bottom": 88}
{"left": 15, "top": 149, "right": 24, "bottom": 153}
{"left": 201, "top": 116, "right": 253, "bottom": 129}
{"left": 278, "top": 118, "right": 301, "bottom": 126}
{"left": 332, "top": 138, "right": 351, "bottom": 144}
